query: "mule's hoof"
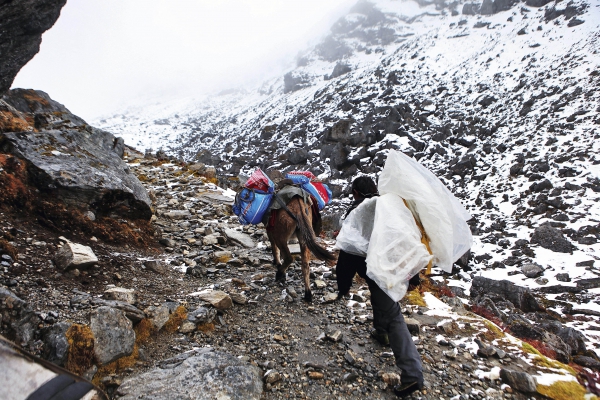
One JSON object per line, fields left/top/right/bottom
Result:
{"left": 275, "top": 271, "right": 286, "bottom": 282}
{"left": 304, "top": 291, "right": 313, "bottom": 302}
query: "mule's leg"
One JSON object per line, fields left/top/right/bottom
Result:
{"left": 268, "top": 230, "right": 286, "bottom": 282}
{"left": 276, "top": 243, "right": 294, "bottom": 282}
{"left": 300, "top": 243, "right": 312, "bottom": 302}
{"left": 267, "top": 230, "right": 281, "bottom": 266}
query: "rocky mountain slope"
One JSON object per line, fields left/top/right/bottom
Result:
{"left": 91, "top": 0, "right": 600, "bottom": 396}
{"left": 1, "top": 150, "right": 593, "bottom": 399}
{"left": 1, "top": 0, "right": 600, "bottom": 399}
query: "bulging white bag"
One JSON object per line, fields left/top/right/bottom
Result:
{"left": 365, "top": 194, "right": 432, "bottom": 301}
{"left": 334, "top": 197, "right": 377, "bottom": 257}
{"left": 378, "top": 150, "right": 472, "bottom": 273}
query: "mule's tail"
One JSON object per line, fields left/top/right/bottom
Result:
{"left": 295, "top": 201, "right": 335, "bottom": 262}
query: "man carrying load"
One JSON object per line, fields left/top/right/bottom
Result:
{"left": 335, "top": 150, "right": 472, "bottom": 398}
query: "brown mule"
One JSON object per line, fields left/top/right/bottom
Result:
{"left": 267, "top": 196, "right": 335, "bottom": 302}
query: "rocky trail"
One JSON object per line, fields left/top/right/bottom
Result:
{"left": 1, "top": 150, "right": 592, "bottom": 400}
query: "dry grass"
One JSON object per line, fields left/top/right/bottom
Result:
{"left": 134, "top": 318, "right": 156, "bottom": 344}
{"left": 521, "top": 343, "right": 577, "bottom": 375}
{"left": 0, "top": 238, "right": 18, "bottom": 260}
{"left": 65, "top": 324, "right": 96, "bottom": 376}
{"left": 481, "top": 320, "right": 505, "bottom": 340}
{"left": 405, "top": 289, "right": 427, "bottom": 307}
{"left": 22, "top": 90, "right": 50, "bottom": 107}
{"left": 215, "top": 254, "right": 231, "bottom": 263}
{"left": 197, "top": 322, "right": 215, "bottom": 333}
{"left": 537, "top": 381, "right": 590, "bottom": 400}
{"left": 163, "top": 306, "right": 188, "bottom": 333}
{"left": 93, "top": 345, "right": 140, "bottom": 386}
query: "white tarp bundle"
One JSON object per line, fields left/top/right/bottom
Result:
{"left": 335, "top": 150, "right": 472, "bottom": 301}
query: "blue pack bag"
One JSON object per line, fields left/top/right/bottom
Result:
{"left": 285, "top": 172, "right": 332, "bottom": 210}
{"left": 232, "top": 188, "right": 273, "bottom": 225}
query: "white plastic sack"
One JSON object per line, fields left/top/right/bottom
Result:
{"left": 378, "top": 150, "right": 472, "bottom": 272}
{"left": 334, "top": 197, "right": 377, "bottom": 257}
{"left": 365, "top": 194, "right": 433, "bottom": 301}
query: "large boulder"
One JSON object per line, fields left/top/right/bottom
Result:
{"left": 89, "top": 306, "right": 135, "bottom": 365}
{"left": 0, "top": 90, "right": 152, "bottom": 219}
{"left": 0, "top": 1, "right": 67, "bottom": 96}
{"left": 471, "top": 276, "right": 542, "bottom": 312}
{"left": 116, "top": 349, "right": 263, "bottom": 400}
{"left": 530, "top": 223, "right": 574, "bottom": 253}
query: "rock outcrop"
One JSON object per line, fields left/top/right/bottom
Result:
{"left": 0, "top": 89, "right": 151, "bottom": 219}
{"left": 0, "top": 0, "right": 67, "bottom": 96}
{"left": 116, "top": 349, "right": 263, "bottom": 400}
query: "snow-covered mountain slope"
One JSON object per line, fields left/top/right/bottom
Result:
{"left": 97, "top": 0, "right": 600, "bottom": 357}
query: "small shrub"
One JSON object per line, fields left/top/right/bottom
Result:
{"left": 405, "top": 289, "right": 427, "bottom": 307}
{"left": 470, "top": 304, "right": 504, "bottom": 329}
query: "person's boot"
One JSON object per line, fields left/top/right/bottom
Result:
{"left": 393, "top": 380, "right": 423, "bottom": 398}
{"left": 370, "top": 329, "right": 389, "bottom": 346}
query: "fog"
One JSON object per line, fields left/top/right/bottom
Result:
{"left": 12, "top": 0, "right": 355, "bottom": 120}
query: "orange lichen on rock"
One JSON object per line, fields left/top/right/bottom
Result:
{"left": 163, "top": 306, "right": 188, "bottom": 333}
{"left": 65, "top": 324, "right": 96, "bottom": 376}
{"left": 0, "top": 110, "right": 33, "bottom": 133}
{"left": 22, "top": 90, "right": 50, "bottom": 108}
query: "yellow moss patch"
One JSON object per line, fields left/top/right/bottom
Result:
{"left": 65, "top": 324, "right": 96, "bottom": 376}
{"left": 521, "top": 343, "right": 577, "bottom": 375}
{"left": 197, "top": 322, "right": 215, "bottom": 333}
{"left": 405, "top": 289, "right": 427, "bottom": 307}
{"left": 93, "top": 345, "right": 140, "bottom": 386}
{"left": 134, "top": 318, "right": 156, "bottom": 344}
{"left": 482, "top": 320, "right": 505, "bottom": 340}
{"left": 163, "top": 306, "right": 188, "bottom": 333}
{"left": 215, "top": 255, "right": 231, "bottom": 263}
{"left": 537, "top": 381, "right": 590, "bottom": 400}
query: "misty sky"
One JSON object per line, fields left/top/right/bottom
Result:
{"left": 13, "top": 0, "right": 354, "bottom": 120}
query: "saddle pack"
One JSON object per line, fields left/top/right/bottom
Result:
{"left": 232, "top": 169, "right": 274, "bottom": 225}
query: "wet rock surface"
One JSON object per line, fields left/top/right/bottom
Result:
{"left": 116, "top": 349, "right": 263, "bottom": 400}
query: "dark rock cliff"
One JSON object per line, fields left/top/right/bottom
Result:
{"left": 0, "top": 0, "right": 67, "bottom": 96}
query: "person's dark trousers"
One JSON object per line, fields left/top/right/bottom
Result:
{"left": 365, "top": 276, "right": 424, "bottom": 386}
